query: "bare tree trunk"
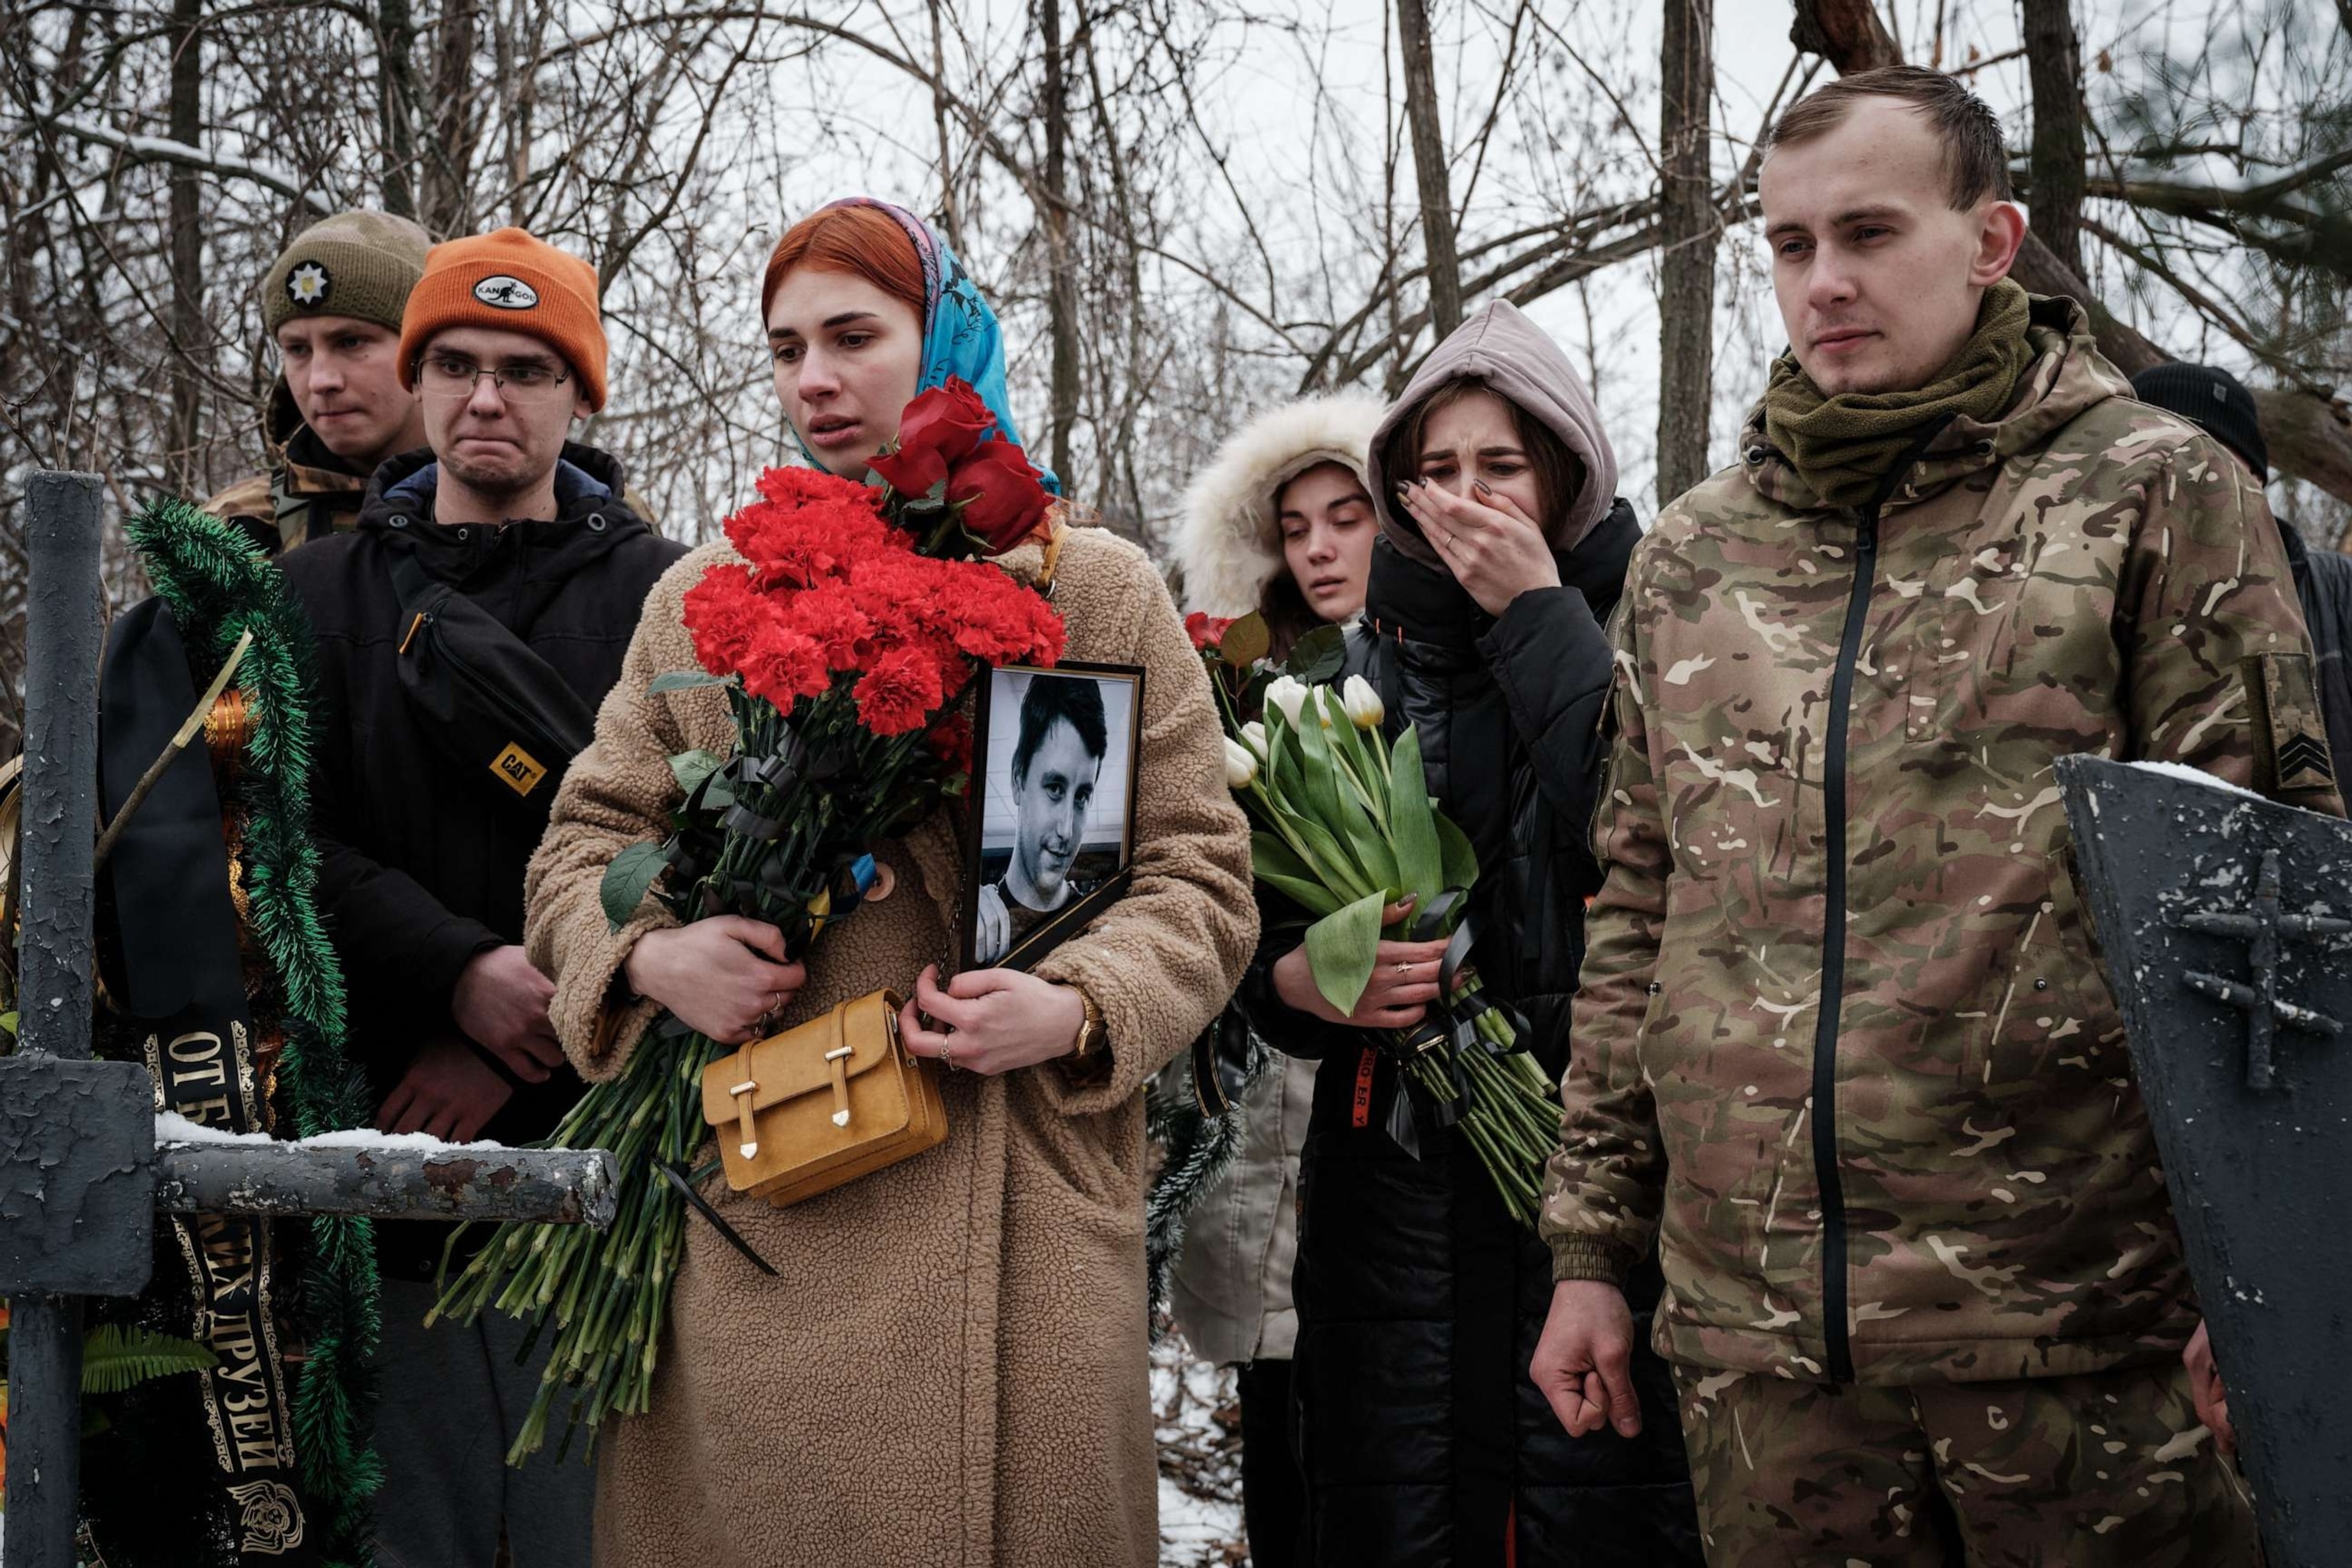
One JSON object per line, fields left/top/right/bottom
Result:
{"left": 423, "top": 0, "right": 482, "bottom": 236}
{"left": 1395, "top": 0, "right": 1462, "bottom": 337}
{"left": 1039, "top": 0, "right": 1077, "bottom": 483}
{"left": 377, "top": 0, "right": 417, "bottom": 219}
{"left": 166, "top": 0, "right": 203, "bottom": 491}
{"left": 928, "top": 0, "right": 963, "bottom": 253}
{"left": 1655, "top": 0, "right": 1716, "bottom": 505}
{"left": 2021, "top": 0, "right": 2085, "bottom": 280}
{"left": 1790, "top": 0, "right": 2352, "bottom": 507}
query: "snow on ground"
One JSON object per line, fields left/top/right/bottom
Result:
{"left": 1154, "top": 1325, "right": 1248, "bottom": 1567}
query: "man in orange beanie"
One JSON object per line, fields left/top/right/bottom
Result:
{"left": 277, "top": 226, "right": 683, "bottom": 1566}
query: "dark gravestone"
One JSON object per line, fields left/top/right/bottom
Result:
{"left": 2056, "top": 755, "right": 2352, "bottom": 1568}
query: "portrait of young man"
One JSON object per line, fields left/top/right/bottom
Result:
{"left": 972, "top": 668, "right": 1136, "bottom": 968}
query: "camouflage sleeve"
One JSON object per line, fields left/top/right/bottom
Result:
{"left": 1538, "top": 559, "right": 1671, "bottom": 1287}
{"left": 2120, "top": 431, "right": 2346, "bottom": 817}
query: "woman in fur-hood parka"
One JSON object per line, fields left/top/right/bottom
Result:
{"left": 1174, "top": 393, "right": 1387, "bottom": 650}
{"left": 1165, "top": 391, "right": 1383, "bottom": 1568}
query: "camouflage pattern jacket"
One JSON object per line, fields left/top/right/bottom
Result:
{"left": 203, "top": 383, "right": 370, "bottom": 556}
{"left": 1540, "top": 295, "right": 2341, "bottom": 1387}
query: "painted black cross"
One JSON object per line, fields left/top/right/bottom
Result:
{"left": 2174, "top": 846, "right": 2348, "bottom": 1091}
{"left": 2, "top": 473, "right": 618, "bottom": 1568}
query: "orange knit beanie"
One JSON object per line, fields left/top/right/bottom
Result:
{"left": 397, "top": 227, "right": 608, "bottom": 411}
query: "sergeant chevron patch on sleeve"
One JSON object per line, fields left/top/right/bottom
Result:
{"left": 2246, "top": 651, "right": 2337, "bottom": 804}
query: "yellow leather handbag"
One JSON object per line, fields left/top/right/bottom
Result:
{"left": 699, "top": 989, "right": 947, "bottom": 1205}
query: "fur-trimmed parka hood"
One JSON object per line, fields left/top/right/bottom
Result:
{"left": 1174, "top": 393, "right": 1387, "bottom": 614}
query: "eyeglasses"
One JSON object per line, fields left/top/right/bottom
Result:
{"left": 415, "top": 354, "right": 573, "bottom": 400}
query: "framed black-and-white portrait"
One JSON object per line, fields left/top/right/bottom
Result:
{"left": 959, "top": 662, "right": 1145, "bottom": 974}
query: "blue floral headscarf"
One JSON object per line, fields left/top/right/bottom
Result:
{"left": 784, "top": 196, "right": 1060, "bottom": 495}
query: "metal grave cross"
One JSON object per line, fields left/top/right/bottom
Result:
{"left": 1, "top": 473, "right": 618, "bottom": 1568}
{"left": 2057, "top": 754, "right": 2352, "bottom": 1568}
{"left": 2174, "top": 846, "right": 2346, "bottom": 1090}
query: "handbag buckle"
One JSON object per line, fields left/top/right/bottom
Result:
{"left": 728, "top": 1076, "right": 760, "bottom": 1158}
{"left": 824, "top": 1042, "right": 854, "bottom": 1127}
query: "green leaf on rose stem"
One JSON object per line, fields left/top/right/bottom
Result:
{"left": 1285, "top": 623, "right": 1347, "bottom": 681}
{"left": 1387, "top": 725, "right": 1445, "bottom": 907}
{"left": 1220, "top": 612, "right": 1271, "bottom": 668}
{"left": 668, "top": 749, "right": 725, "bottom": 795}
{"left": 599, "top": 841, "right": 668, "bottom": 932}
{"left": 1305, "top": 889, "right": 1389, "bottom": 1015}
{"left": 1251, "top": 831, "right": 1344, "bottom": 917}
{"left": 1436, "top": 810, "right": 1481, "bottom": 894}
{"left": 648, "top": 669, "right": 725, "bottom": 696}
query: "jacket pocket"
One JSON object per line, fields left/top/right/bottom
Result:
{"left": 1968, "top": 879, "right": 2116, "bottom": 1094}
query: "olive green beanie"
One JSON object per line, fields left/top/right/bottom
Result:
{"left": 261, "top": 210, "right": 433, "bottom": 338}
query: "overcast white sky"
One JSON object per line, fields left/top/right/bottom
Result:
{"left": 722, "top": 0, "right": 2316, "bottom": 526}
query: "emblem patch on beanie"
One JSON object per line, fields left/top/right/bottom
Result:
{"left": 473, "top": 275, "right": 540, "bottom": 310}
{"left": 286, "top": 261, "right": 332, "bottom": 309}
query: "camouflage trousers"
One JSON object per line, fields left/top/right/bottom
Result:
{"left": 1670, "top": 1359, "right": 2260, "bottom": 1567}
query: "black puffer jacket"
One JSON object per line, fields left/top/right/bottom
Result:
{"left": 279, "top": 442, "right": 685, "bottom": 1279}
{"left": 2279, "top": 518, "right": 2352, "bottom": 780}
{"left": 1240, "top": 520, "right": 1700, "bottom": 1566}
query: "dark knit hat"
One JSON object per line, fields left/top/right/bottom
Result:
{"left": 2130, "top": 362, "right": 2269, "bottom": 483}
{"left": 262, "top": 210, "right": 433, "bottom": 338}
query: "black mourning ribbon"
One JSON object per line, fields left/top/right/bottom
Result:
{"left": 1378, "top": 892, "right": 1530, "bottom": 1161}
{"left": 657, "top": 1160, "right": 779, "bottom": 1277}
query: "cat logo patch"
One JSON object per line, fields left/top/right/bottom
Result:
{"left": 286, "top": 261, "right": 331, "bottom": 309}
{"left": 492, "top": 741, "right": 549, "bottom": 796}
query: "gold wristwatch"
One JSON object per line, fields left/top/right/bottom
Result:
{"left": 1067, "top": 985, "right": 1109, "bottom": 1062}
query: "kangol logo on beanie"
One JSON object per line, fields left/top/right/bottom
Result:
{"left": 473, "top": 275, "right": 540, "bottom": 311}
{"left": 397, "top": 227, "right": 609, "bottom": 410}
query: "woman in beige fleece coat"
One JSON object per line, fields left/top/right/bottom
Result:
{"left": 522, "top": 198, "right": 1255, "bottom": 1566}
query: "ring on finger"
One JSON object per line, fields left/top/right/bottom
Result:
{"left": 939, "top": 1040, "right": 956, "bottom": 1072}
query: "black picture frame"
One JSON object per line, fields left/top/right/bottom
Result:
{"left": 958, "top": 661, "right": 1147, "bottom": 974}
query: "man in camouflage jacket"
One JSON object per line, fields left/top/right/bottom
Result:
{"left": 1530, "top": 67, "right": 2334, "bottom": 1567}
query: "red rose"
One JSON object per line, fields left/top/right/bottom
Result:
{"left": 1184, "top": 612, "right": 1236, "bottom": 652}
{"left": 946, "top": 439, "right": 1053, "bottom": 555}
{"left": 866, "top": 379, "right": 995, "bottom": 499}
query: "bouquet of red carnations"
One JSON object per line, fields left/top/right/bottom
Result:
{"left": 431, "top": 381, "right": 1063, "bottom": 1462}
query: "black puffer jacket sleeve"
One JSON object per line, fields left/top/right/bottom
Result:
{"left": 1477, "top": 585, "right": 1612, "bottom": 816}
{"left": 1476, "top": 498, "right": 1638, "bottom": 836}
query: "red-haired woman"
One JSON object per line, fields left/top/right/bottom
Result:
{"left": 522, "top": 198, "right": 1256, "bottom": 1566}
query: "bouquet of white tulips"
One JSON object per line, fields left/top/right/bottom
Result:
{"left": 1192, "top": 613, "right": 1561, "bottom": 1227}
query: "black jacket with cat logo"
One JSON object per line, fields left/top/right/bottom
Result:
{"left": 279, "top": 441, "right": 684, "bottom": 1278}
